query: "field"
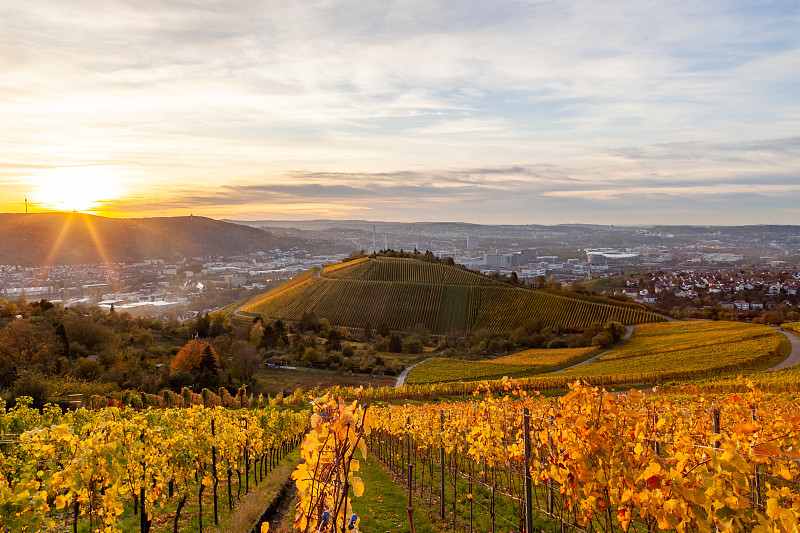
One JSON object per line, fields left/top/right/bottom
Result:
{"left": 784, "top": 321, "right": 800, "bottom": 334}
{"left": 238, "top": 267, "right": 318, "bottom": 317}
{"left": 254, "top": 366, "right": 397, "bottom": 395}
{"left": 239, "top": 258, "right": 663, "bottom": 334}
{"left": 321, "top": 256, "right": 372, "bottom": 278}
{"left": 405, "top": 346, "right": 598, "bottom": 384}
{"left": 559, "top": 321, "right": 787, "bottom": 379}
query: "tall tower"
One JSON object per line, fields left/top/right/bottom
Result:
{"left": 24, "top": 194, "right": 27, "bottom": 214}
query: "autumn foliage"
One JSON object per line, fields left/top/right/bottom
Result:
{"left": 371, "top": 379, "right": 800, "bottom": 532}
{"left": 292, "top": 393, "right": 372, "bottom": 533}
{"left": 171, "top": 338, "right": 220, "bottom": 375}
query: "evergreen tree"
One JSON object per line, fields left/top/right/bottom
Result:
{"left": 324, "top": 329, "right": 341, "bottom": 352}
{"left": 199, "top": 345, "right": 219, "bottom": 374}
{"left": 54, "top": 322, "right": 70, "bottom": 357}
{"left": 197, "top": 345, "right": 220, "bottom": 388}
{"left": 388, "top": 334, "right": 402, "bottom": 353}
{"left": 260, "top": 322, "right": 278, "bottom": 350}
{"left": 196, "top": 313, "right": 211, "bottom": 338}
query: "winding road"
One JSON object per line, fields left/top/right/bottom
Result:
{"left": 770, "top": 328, "right": 800, "bottom": 371}
{"left": 395, "top": 355, "right": 438, "bottom": 387}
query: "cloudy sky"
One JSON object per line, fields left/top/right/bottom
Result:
{"left": 1, "top": 0, "right": 798, "bottom": 224}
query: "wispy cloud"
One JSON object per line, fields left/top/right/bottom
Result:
{"left": 0, "top": 0, "right": 798, "bottom": 223}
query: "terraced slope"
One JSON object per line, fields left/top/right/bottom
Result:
{"left": 239, "top": 258, "right": 663, "bottom": 334}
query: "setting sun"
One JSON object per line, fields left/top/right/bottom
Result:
{"left": 31, "top": 167, "right": 125, "bottom": 213}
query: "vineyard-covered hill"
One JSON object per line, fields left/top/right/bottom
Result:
{"left": 237, "top": 257, "right": 663, "bottom": 334}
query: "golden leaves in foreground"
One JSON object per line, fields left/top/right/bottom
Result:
{"left": 292, "top": 392, "right": 372, "bottom": 533}
{"left": 371, "top": 379, "right": 800, "bottom": 532}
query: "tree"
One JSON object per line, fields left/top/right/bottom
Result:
{"left": 546, "top": 278, "right": 562, "bottom": 291}
{"left": 363, "top": 321, "right": 374, "bottom": 341}
{"left": 376, "top": 323, "right": 390, "bottom": 338}
{"left": 54, "top": 322, "right": 70, "bottom": 357}
{"left": 603, "top": 321, "right": 626, "bottom": 343}
{"left": 0, "top": 320, "right": 58, "bottom": 386}
{"left": 63, "top": 313, "right": 118, "bottom": 354}
{"left": 299, "top": 312, "right": 321, "bottom": 333}
{"left": 208, "top": 311, "right": 233, "bottom": 337}
{"left": 195, "top": 313, "right": 211, "bottom": 338}
{"left": 302, "top": 347, "right": 322, "bottom": 366}
{"left": 523, "top": 317, "right": 541, "bottom": 335}
{"left": 250, "top": 321, "right": 264, "bottom": 345}
{"left": 567, "top": 281, "right": 586, "bottom": 293}
{"left": 260, "top": 322, "right": 279, "bottom": 350}
{"left": 0, "top": 302, "right": 21, "bottom": 317}
{"left": 230, "top": 341, "right": 262, "bottom": 382}
{"left": 324, "top": 328, "right": 342, "bottom": 352}
{"left": 402, "top": 336, "right": 423, "bottom": 354}
{"left": 344, "top": 250, "right": 366, "bottom": 262}
{"left": 388, "top": 334, "right": 403, "bottom": 353}
{"left": 136, "top": 332, "right": 154, "bottom": 349}
{"left": 171, "top": 339, "right": 220, "bottom": 377}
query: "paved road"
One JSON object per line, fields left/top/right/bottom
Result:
{"left": 554, "top": 325, "right": 637, "bottom": 372}
{"left": 395, "top": 355, "right": 438, "bottom": 387}
{"left": 770, "top": 328, "right": 800, "bottom": 371}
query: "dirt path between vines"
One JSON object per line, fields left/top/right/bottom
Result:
{"left": 553, "top": 325, "right": 637, "bottom": 372}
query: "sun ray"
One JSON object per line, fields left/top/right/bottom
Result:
{"left": 44, "top": 212, "right": 76, "bottom": 265}
{"left": 79, "top": 214, "right": 110, "bottom": 266}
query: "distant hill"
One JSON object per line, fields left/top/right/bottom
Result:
{"left": 236, "top": 257, "right": 664, "bottom": 334}
{"left": 0, "top": 213, "right": 292, "bottom": 265}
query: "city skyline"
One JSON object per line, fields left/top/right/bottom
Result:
{"left": 1, "top": 0, "right": 798, "bottom": 224}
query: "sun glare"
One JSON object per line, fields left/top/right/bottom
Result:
{"left": 32, "top": 167, "right": 124, "bottom": 213}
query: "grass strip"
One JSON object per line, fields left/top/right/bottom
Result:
{"left": 210, "top": 448, "right": 301, "bottom": 533}
{"left": 351, "top": 457, "right": 445, "bottom": 533}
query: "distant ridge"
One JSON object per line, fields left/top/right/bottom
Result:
{"left": 0, "top": 213, "right": 291, "bottom": 265}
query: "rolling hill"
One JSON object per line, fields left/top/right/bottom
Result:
{"left": 237, "top": 256, "right": 664, "bottom": 334}
{"left": 0, "top": 213, "right": 292, "bottom": 265}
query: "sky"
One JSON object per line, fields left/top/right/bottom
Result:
{"left": 1, "top": 0, "right": 798, "bottom": 225}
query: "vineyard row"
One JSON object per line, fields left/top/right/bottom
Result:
{"left": 0, "top": 404, "right": 309, "bottom": 533}
{"left": 368, "top": 381, "right": 800, "bottom": 532}
{"left": 242, "top": 277, "right": 662, "bottom": 334}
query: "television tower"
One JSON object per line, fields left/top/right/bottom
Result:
{"left": 24, "top": 194, "right": 28, "bottom": 214}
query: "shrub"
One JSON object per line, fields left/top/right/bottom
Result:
{"left": 402, "top": 336, "right": 424, "bottom": 354}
